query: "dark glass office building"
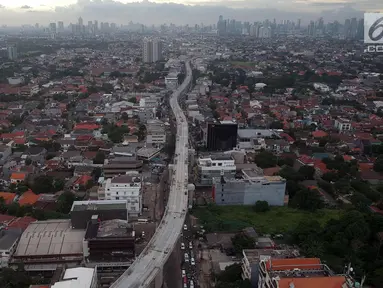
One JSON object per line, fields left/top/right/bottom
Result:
{"left": 207, "top": 121, "right": 238, "bottom": 151}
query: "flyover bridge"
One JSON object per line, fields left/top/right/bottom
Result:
{"left": 110, "top": 61, "right": 192, "bottom": 288}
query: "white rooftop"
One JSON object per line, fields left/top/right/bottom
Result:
{"left": 51, "top": 267, "right": 95, "bottom": 288}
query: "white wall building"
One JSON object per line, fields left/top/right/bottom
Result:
{"left": 334, "top": 118, "right": 352, "bottom": 132}
{"left": 102, "top": 172, "right": 142, "bottom": 216}
{"left": 51, "top": 267, "right": 97, "bottom": 288}
{"left": 198, "top": 155, "right": 236, "bottom": 185}
{"left": 146, "top": 119, "right": 166, "bottom": 145}
{"left": 165, "top": 72, "right": 179, "bottom": 89}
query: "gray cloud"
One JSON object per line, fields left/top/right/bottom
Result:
{"left": 0, "top": 0, "right": 380, "bottom": 26}
{"left": 20, "top": 5, "right": 32, "bottom": 9}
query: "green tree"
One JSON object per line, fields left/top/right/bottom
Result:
{"left": 298, "top": 165, "right": 315, "bottom": 180}
{"left": 269, "top": 121, "right": 283, "bottom": 129}
{"left": 53, "top": 178, "right": 65, "bottom": 192}
{"left": 254, "top": 151, "right": 277, "bottom": 168}
{"left": 217, "top": 263, "right": 243, "bottom": 282}
{"left": 57, "top": 191, "right": 76, "bottom": 214}
{"left": 128, "top": 97, "right": 137, "bottom": 104}
{"left": 25, "top": 158, "right": 32, "bottom": 165}
{"left": 291, "top": 189, "right": 324, "bottom": 211}
{"left": 32, "top": 175, "right": 54, "bottom": 194}
{"left": 0, "top": 267, "right": 32, "bottom": 288}
{"left": 93, "top": 151, "right": 106, "bottom": 164}
{"left": 231, "top": 233, "right": 255, "bottom": 253}
{"left": 253, "top": 200, "right": 269, "bottom": 212}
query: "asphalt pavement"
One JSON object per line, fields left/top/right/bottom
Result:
{"left": 180, "top": 216, "right": 199, "bottom": 288}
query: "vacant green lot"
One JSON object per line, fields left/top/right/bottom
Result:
{"left": 230, "top": 61, "right": 256, "bottom": 67}
{"left": 192, "top": 205, "right": 341, "bottom": 234}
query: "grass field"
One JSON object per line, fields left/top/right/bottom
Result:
{"left": 230, "top": 61, "right": 256, "bottom": 67}
{"left": 192, "top": 205, "right": 342, "bottom": 235}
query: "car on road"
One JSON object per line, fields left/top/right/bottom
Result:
{"left": 190, "top": 280, "right": 194, "bottom": 288}
{"left": 182, "top": 270, "right": 186, "bottom": 278}
{"left": 181, "top": 243, "right": 185, "bottom": 250}
{"left": 189, "top": 242, "right": 193, "bottom": 249}
{"left": 191, "top": 257, "right": 195, "bottom": 266}
{"left": 184, "top": 253, "right": 189, "bottom": 262}
{"left": 183, "top": 224, "right": 188, "bottom": 230}
{"left": 183, "top": 283, "right": 187, "bottom": 288}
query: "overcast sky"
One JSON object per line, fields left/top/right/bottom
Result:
{"left": 0, "top": 0, "right": 381, "bottom": 26}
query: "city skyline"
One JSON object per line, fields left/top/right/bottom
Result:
{"left": 0, "top": 0, "right": 381, "bottom": 26}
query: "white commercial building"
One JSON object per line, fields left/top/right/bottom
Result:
{"left": 51, "top": 267, "right": 97, "bottom": 288}
{"left": 165, "top": 72, "right": 179, "bottom": 89}
{"left": 139, "top": 96, "right": 158, "bottom": 109}
{"left": 146, "top": 119, "right": 166, "bottom": 145}
{"left": 198, "top": 155, "right": 236, "bottom": 186}
{"left": 103, "top": 172, "right": 142, "bottom": 216}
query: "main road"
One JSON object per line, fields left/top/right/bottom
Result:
{"left": 110, "top": 61, "right": 192, "bottom": 288}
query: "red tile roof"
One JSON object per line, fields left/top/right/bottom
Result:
{"left": 74, "top": 123, "right": 100, "bottom": 130}
{"left": 0, "top": 192, "right": 17, "bottom": 204}
{"left": 312, "top": 130, "right": 328, "bottom": 138}
{"left": 267, "top": 258, "right": 322, "bottom": 271}
{"left": 278, "top": 276, "right": 346, "bottom": 288}
{"left": 18, "top": 190, "right": 40, "bottom": 206}
{"left": 74, "top": 175, "right": 92, "bottom": 186}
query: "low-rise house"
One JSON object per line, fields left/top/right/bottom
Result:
{"left": 25, "top": 147, "right": 47, "bottom": 164}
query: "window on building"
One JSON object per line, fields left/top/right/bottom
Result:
{"left": 218, "top": 163, "right": 222, "bottom": 166}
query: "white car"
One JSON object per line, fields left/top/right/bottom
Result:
{"left": 181, "top": 243, "right": 185, "bottom": 250}
{"left": 183, "top": 224, "right": 187, "bottom": 230}
{"left": 191, "top": 257, "right": 195, "bottom": 266}
{"left": 190, "top": 280, "right": 194, "bottom": 288}
{"left": 183, "top": 283, "right": 187, "bottom": 288}
{"left": 182, "top": 269, "right": 186, "bottom": 278}
{"left": 189, "top": 242, "right": 193, "bottom": 249}
{"left": 184, "top": 253, "right": 189, "bottom": 262}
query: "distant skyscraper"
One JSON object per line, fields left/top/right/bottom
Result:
{"left": 356, "top": 18, "right": 364, "bottom": 40}
{"left": 259, "top": 26, "right": 272, "bottom": 38}
{"left": 143, "top": 38, "right": 163, "bottom": 63}
{"left": 344, "top": 19, "right": 351, "bottom": 38}
{"left": 94, "top": 20, "right": 98, "bottom": 32}
{"left": 152, "top": 38, "right": 163, "bottom": 62}
{"left": 350, "top": 18, "right": 358, "bottom": 39}
{"left": 78, "top": 17, "right": 83, "bottom": 27}
{"left": 297, "top": 19, "right": 301, "bottom": 30}
{"left": 250, "top": 23, "right": 260, "bottom": 38}
{"left": 7, "top": 45, "right": 18, "bottom": 60}
{"left": 308, "top": 21, "right": 315, "bottom": 37}
{"left": 143, "top": 38, "right": 153, "bottom": 63}
{"left": 58, "top": 21, "right": 64, "bottom": 33}
{"left": 49, "top": 22, "right": 57, "bottom": 34}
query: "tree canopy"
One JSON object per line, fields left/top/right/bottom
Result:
{"left": 231, "top": 233, "right": 255, "bottom": 253}
{"left": 253, "top": 200, "right": 270, "bottom": 212}
{"left": 254, "top": 150, "right": 277, "bottom": 168}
